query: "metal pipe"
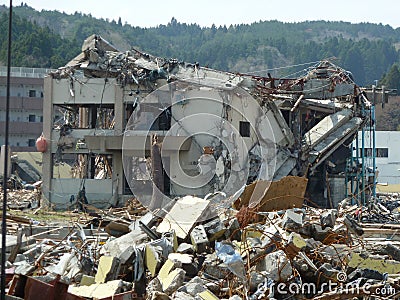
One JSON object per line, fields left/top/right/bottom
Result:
{"left": 139, "top": 221, "right": 159, "bottom": 240}
{"left": 372, "top": 86, "right": 376, "bottom": 199}
{"left": 361, "top": 122, "right": 365, "bottom": 205}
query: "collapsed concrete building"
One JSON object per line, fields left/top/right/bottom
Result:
{"left": 42, "top": 35, "right": 372, "bottom": 211}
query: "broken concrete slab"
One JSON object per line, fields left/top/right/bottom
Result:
{"left": 14, "top": 261, "right": 35, "bottom": 276}
{"left": 95, "top": 256, "right": 120, "bottom": 284}
{"left": 156, "top": 196, "right": 210, "bottom": 239}
{"left": 348, "top": 252, "right": 400, "bottom": 274}
{"left": 145, "top": 244, "right": 163, "bottom": 277}
{"left": 174, "top": 291, "right": 195, "bottom": 300}
{"left": 68, "top": 279, "right": 131, "bottom": 299}
{"left": 157, "top": 259, "right": 186, "bottom": 295}
{"left": 100, "top": 229, "right": 147, "bottom": 263}
{"left": 80, "top": 275, "right": 95, "bottom": 286}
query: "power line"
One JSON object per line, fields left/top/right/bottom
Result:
{"left": 249, "top": 60, "right": 320, "bottom": 75}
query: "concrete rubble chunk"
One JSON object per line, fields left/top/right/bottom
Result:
{"left": 311, "top": 224, "right": 333, "bottom": 242}
{"left": 130, "top": 211, "right": 158, "bottom": 231}
{"left": 316, "top": 263, "right": 340, "bottom": 284}
{"left": 348, "top": 252, "right": 400, "bottom": 274}
{"left": 177, "top": 276, "right": 207, "bottom": 296}
{"left": 249, "top": 271, "right": 268, "bottom": 292}
{"left": 174, "top": 291, "right": 196, "bottom": 300}
{"left": 197, "top": 289, "right": 220, "bottom": 300}
{"left": 344, "top": 214, "right": 364, "bottom": 236}
{"left": 157, "top": 196, "right": 209, "bottom": 239}
{"left": 260, "top": 250, "right": 292, "bottom": 282}
{"left": 285, "top": 232, "right": 307, "bottom": 258}
{"left": 147, "top": 277, "right": 163, "bottom": 294}
{"left": 146, "top": 244, "right": 163, "bottom": 277}
{"left": 149, "top": 291, "right": 171, "bottom": 300}
{"left": 282, "top": 209, "right": 303, "bottom": 231}
{"left": 14, "top": 261, "right": 35, "bottom": 276}
{"left": 320, "top": 209, "right": 337, "bottom": 229}
{"left": 80, "top": 275, "right": 95, "bottom": 286}
{"left": 168, "top": 253, "right": 198, "bottom": 276}
{"left": 176, "top": 243, "right": 195, "bottom": 254}
{"left": 190, "top": 225, "right": 209, "bottom": 253}
{"left": 68, "top": 279, "right": 131, "bottom": 299}
{"left": 375, "top": 243, "right": 400, "bottom": 261}
{"left": 202, "top": 253, "right": 231, "bottom": 280}
{"left": 100, "top": 229, "right": 147, "bottom": 263}
{"left": 95, "top": 256, "right": 120, "bottom": 284}
{"left": 203, "top": 218, "right": 226, "bottom": 242}
{"left": 157, "top": 259, "right": 186, "bottom": 294}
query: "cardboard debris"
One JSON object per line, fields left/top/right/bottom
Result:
{"left": 234, "top": 176, "right": 308, "bottom": 211}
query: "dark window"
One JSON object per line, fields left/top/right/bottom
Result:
{"left": 28, "top": 139, "right": 35, "bottom": 147}
{"left": 377, "top": 148, "right": 388, "bottom": 157}
{"left": 29, "top": 90, "right": 36, "bottom": 97}
{"left": 150, "top": 107, "right": 171, "bottom": 131}
{"left": 29, "top": 115, "right": 35, "bottom": 122}
{"left": 239, "top": 121, "right": 250, "bottom": 137}
{"left": 39, "top": 116, "right": 43, "bottom": 122}
{"left": 360, "top": 148, "right": 388, "bottom": 158}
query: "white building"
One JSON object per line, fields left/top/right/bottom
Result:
{"left": 0, "top": 67, "right": 53, "bottom": 151}
{"left": 356, "top": 131, "right": 400, "bottom": 185}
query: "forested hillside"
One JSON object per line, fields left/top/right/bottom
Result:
{"left": 1, "top": 3, "right": 400, "bottom": 89}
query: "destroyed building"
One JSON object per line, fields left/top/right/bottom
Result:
{"left": 42, "top": 35, "right": 372, "bottom": 210}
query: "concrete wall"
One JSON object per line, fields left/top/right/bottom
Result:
{"left": 49, "top": 178, "right": 114, "bottom": 209}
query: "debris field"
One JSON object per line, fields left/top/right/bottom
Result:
{"left": 3, "top": 188, "right": 400, "bottom": 300}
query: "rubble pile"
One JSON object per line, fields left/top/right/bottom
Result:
{"left": 0, "top": 185, "right": 41, "bottom": 211}
{"left": 4, "top": 193, "right": 400, "bottom": 299}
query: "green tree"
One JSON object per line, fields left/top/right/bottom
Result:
{"left": 379, "top": 64, "right": 400, "bottom": 94}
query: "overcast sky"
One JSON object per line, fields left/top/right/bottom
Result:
{"left": 1, "top": 0, "right": 399, "bottom": 29}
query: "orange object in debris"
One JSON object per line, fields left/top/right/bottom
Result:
{"left": 36, "top": 134, "right": 47, "bottom": 152}
{"left": 203, "top": 146, "right": 214, "bottom": 154}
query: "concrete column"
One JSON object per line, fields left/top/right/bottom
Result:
{"left": 42, "top": 76, "right": 53, "bottom": 203}
{"left": 112, "top": 84, "right": 125, "bottom": 198}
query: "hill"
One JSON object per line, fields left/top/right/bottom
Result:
{"left": 0, "top": 3, "right": 400, "bottom": 87}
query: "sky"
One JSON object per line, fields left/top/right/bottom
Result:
{"left": 1, "top": 0, "right": 400, "bottom": 29}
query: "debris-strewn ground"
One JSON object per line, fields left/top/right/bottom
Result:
{"left": 3, "top": 188, "right": 400, "bottom": 300}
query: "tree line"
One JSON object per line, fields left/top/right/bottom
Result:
{"left": 1, "top": 5, "right": 400, "bottom": 91}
